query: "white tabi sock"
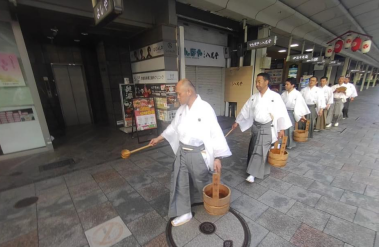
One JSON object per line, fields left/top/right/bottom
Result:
{"left": 246, "top": 175, "right": 255, "bottom": 183}
{"left": 171, "top": 212, "right": 192, "bottom": 226}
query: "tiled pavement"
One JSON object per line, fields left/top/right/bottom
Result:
{"left": 1, "top": 87, "right": 379, "bottom": 246}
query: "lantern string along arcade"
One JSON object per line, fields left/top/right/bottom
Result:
{"left": 325, "top": 31, "right": 373, "bottom": 58}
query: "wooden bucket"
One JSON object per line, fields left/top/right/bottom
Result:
{"left": 203, "top": 173, "right": 231, "bottom": 216}
{"left": 268, "top": 136, "right": 289, "bottom": 168}
{"left": 294, "top": 120, "right": 310, "bottom": 142}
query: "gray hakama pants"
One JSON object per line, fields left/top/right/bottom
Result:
{"left": 168, "top": 142, "right": 211, "bottom": 218}
{"left": 246, "top": 121, "right": 272, "bottom": 179}
{"left": 342, "top": 98, "right": 350, "bottom": 118}
{"left": 299, "top": 104, "right": 316, "bottom": 138}
{"left": 327, "top": 98, "right": 343, "bottom": 124}
{"left": 285, "top": 110, "right": 296, "bottom": 149}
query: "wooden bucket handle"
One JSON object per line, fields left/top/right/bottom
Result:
{"left": 212, "top": 173, "right": 220, "bottom": 200}
{"left": 305, "top": 120, "right": 310, "bottom": 131}
{"left": 280, "top": 136, "right": 288, "bottom": 155}
{"left": 295, "top": 122, "right": 299, "bottom": 130}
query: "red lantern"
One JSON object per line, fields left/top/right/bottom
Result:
{"left": 325, "top": 45, "right": 334, "bottom": 57}
{"left": 334, "top": 40, "right": 343, "bottom": 53}
{"left": 362, "top": 40, "right": 372, "bottom": 54}
{"left": 344, "top": 35, "right": 353, "bottom": 49}
{"left": 351, "top": 37, "right": 362, "bottom": 52}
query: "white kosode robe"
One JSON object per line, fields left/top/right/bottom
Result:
{"left": 321, "top": 85, "right": 334, "bottom": 106}
{"left": 281, "top": 89, "right": 310, "bottom": 122}
{"left": 236, "top": 89, "right": 292, "bottom": 143}
{"left": 300, "top": 86, "right": 326, "bottom": 112}
{"left": 162, "top": 95, "right": 232, "bottom": 171}
{"left": 345, "top": 83, "right": 358, "bottom": 98}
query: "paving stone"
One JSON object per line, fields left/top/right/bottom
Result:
{"left": 257, "top": 208, "right": 301, "bottom": 241}
{"left": 236, "top": 182, "right": 269, "bottom": 199}
{"left": 0, "top": 184, "right": 36, "bottom": 208}
{"left": 127, "top": 210, "right": 165, "bottom": 245}
{"left": 284, "top": 186, "right": 321, "bottom": 207}
{"left": 185, "top": 233, "right": 224, "bottom": 247}
{"left": 38, "top": 207, "right": 80, "bottom": 240}
{"left": 375, "top": 232, "right": 379, "bottom": 247}
{"left": 214, "top": 212, "right": 245, "bottom": 247}
{"left": 98, "top": 177, "right": 132, "bottom": 194}
{"left": 133, "top": 157, "right": 161, "bottom": 169}
{"left": 109, "top": 191, "right": 153, "bottom": 224}
{"left": 371, "top": 169, "right": 379, "bottom": 178}
{"left": 351, "top": 173, "right": 379, "bottom": 187}
{"left": 287, "top": 166, "right": 311, "bottom": 176}
{"left": 340, "top": 191, "right": 379, "bottom": 214}
{"left": 258, "top": 190, "right": 296, "bottom": 213}
{"left": 221, "top": 171, "right": 246, "bottom": 187}
{"left": 365, "top": 185, "right": 379, "bottom": 199}
{"left": 92, "top": 169, "right": 121, "bottom": 183}
{"left": 68, "top": 180, "right": 100, "bottom": 199}
{"left": 78, "top": 201, "right": 118, "bottom": 230}
{"left": 319, "top": 159, "right": 345, "bottom": 169}
{"left": 35, "top": 176, "right": 65, "bottom": 194}
{"left": 0, "top": 230, "right": 38, "bottom": 247}
{"left": 331, "top": 176, "right": 366, "bottom": 194}
{"left": 83, "top": 164, "right": 112, "bottom": 175}
{"left": 351, "top": 154, "right": 376, "bottom": 163}
{"left": 0, "top": 215, "right": 37, "bottom": 245}
{"left": 315, "top": 196, "right": 357, "bottom": 222}
{"left": 117, "top": 165, "right": 144, "bottom": 179}
{"left": 110, "top": 159, "right": 135, "bottom": 172}
{"left": 304, "top": 170, "right": 334, "bottom": 185}
{"left": 238, "top": 214, "right": 269, "bottom": 247}
{"left": 298, "top": 161, "right": 326, "bottom": 172}
{"left": 359, "top": 161, "right": 379, "bottom": 170}
{"left": 286, "top": 202, "right": 330, "bottom": 231}
{"left": 258, "top": 232, "right": 296, "bottom": 247}
{"left": 308, "top": 181, "right": 345, "bottom": 200}
{"left": 229, "top": 187, "right": 243, "bottom": 203}
{"left": 149, "top": 193, "right": 170, "bottom": 218}
{"left": 296, "top": 154, "right": 321, "bottom": 163}
{"left": 39, "top": 224, "right": 87, "bottom": 247}
{"left": 354, "top": 208, "right": 379, "bottom": 231}
{"left": 341, "top": 164, "right": 372, "bottom": 176}
{"left": 290, "top": 224, "right": 344, "bottom": 247}
{"left": 270, "top": 167, "right": 290, "bottom": 180}
{"left": 125, "top": 173, "right": 154, "bottom": 190}
{"left": 324, "top": 216, "right": 375, "bottom": 247}
{"left": 112, "top": 235, "right": 140, "bottom": 247}
{"left": 231, "top": 195, "right": 268, "bottom": 221}
{"left": 72, "top": 189, "right": 108, "bottom": 213}
{"left": 144, "top": 233, "right": 168, "bottom": 247}
{"left": 136, "top": 182, "right": 169, "bottom": 202}
{"left": 37, "top": 193, "right": 74, "bottom": 219}
{"left": 282, "top": 173, "right": 314, "bottom": 189}
{"left": 260, "top": 177, "right": 292, "bottom": 194}
{"left": 64, "top": 171, "right": 94, "bottom": 187}
{"left": 323, "top": 167, "right": 353, "bottom": 180}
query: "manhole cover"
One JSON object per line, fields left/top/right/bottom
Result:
{"left": 14, "top": 197, "right": 39, "bottom": 208}
{"left": 224, "top": 240, "right": 233, "bottom": 247}
{"left": 9, "top": 171, "right": 22, "bottom": 176}
{"left": 199, "top": 222, "right": 216, "bottom": 235}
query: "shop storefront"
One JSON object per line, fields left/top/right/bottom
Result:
{"left": 0, "top": 3, "right": 53, "bottom": 159}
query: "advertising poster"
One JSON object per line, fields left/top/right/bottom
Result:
{"left": 0, "top": 53, "right": 26, "bottom": 87}
{"left": 288, "top": 64, "right": 298, "bottom": 78}
{"left": 264, "top": 69, "right": 283, "bottom": 84}
{"left": 120, "top": 84, "right": 135, "bottom": 127}
{"left": 132, "top": 98, "right": 157, "bottom": 131}
{"left": 135, "top": 84, "right": 176, "bottom": 97}
{"left": 0, "top": 108, "right": 34, "bottom": 124}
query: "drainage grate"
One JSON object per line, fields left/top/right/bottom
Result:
{"left": 39, "top": 158, "right": 75, "bottom": 172}
{"left": 199, "top": 222, "right": 216, "bottom": 235}
{"left": 14, "top": 197, "right": 39, "bottom": 208}
{"left": 224, "top": 240, "right": 233, "bottom": 247}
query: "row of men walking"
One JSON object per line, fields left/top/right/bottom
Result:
{"left": 282, "top": 75, "right": 358, "bottom": 150}
{"left": 148, "top": 74, "right": 357, "bottom": 227}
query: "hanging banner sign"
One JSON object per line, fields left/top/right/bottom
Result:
{"left": 119, "top": 84, "right": 135, "bottom": 128}
{"left": 184, "top": 40, "right": 225, "bottom": 67}
{"left": 93, "top": 0, "right": 123, "bottom": 26}
{"left": 247, "top": 36, "right": 277, "bottom": 50}
{"left": 132, "top": 98, "right": 157, "bottom": 131}
{"left": 130, "top": 41, "right": 177, "bottom": 62}
{"left": 329, "top": 60, "right": 344, "bottom": 67}
{"left": 303, "top": 56, "right": 324, "bottom": 63}
{"left": 0, "top": 53, "right": 26, "bottom": 87}
{"left": 287, "top": 54, "right": 313, "bottom": 62}
{"left": 132, "top": 71, "right": 178, "bottom": 84}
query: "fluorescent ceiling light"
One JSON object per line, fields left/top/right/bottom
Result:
{"left": 74, "top": 39, "right": 80, "bottom": 42}
{"left": 305, "top": 49, "right": 313, "bottom": 52}
{"left": 290, "top": 44, "right": 299, "bottom": 47}
{"left": 278, "top": 49, "right": 287, "bottom": 53}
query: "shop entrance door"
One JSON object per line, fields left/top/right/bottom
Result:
{"left": 52, "top": 65, "right": 92, "bottom": 126}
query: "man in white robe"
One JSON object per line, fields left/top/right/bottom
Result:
{"left": 300, "top": 76, "right": 326, "bottom": 137}
{"left": 326, "top": 76, "right": 351, "bottom": 127}
{"left": 281, "top": 78, "right": 310, "bottom": 149}
{"left": 232, "top": 73, "right": 292, "bottom": 183}
{"left": 150, "top": 79, "right": 231, "bottom": 227}
{"left": 315, "top": 76, "right": 333, "bottom": 131}
{"left": 342, "top": 76, "right": 358, "bottom": 119}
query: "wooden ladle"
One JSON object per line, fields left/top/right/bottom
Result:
{"left": 121, "top": 144, "right": 152, "bottom": 159}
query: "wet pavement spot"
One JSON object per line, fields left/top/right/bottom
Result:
{"left": 14, "top": 197, "right": 39, "bottom": 208}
